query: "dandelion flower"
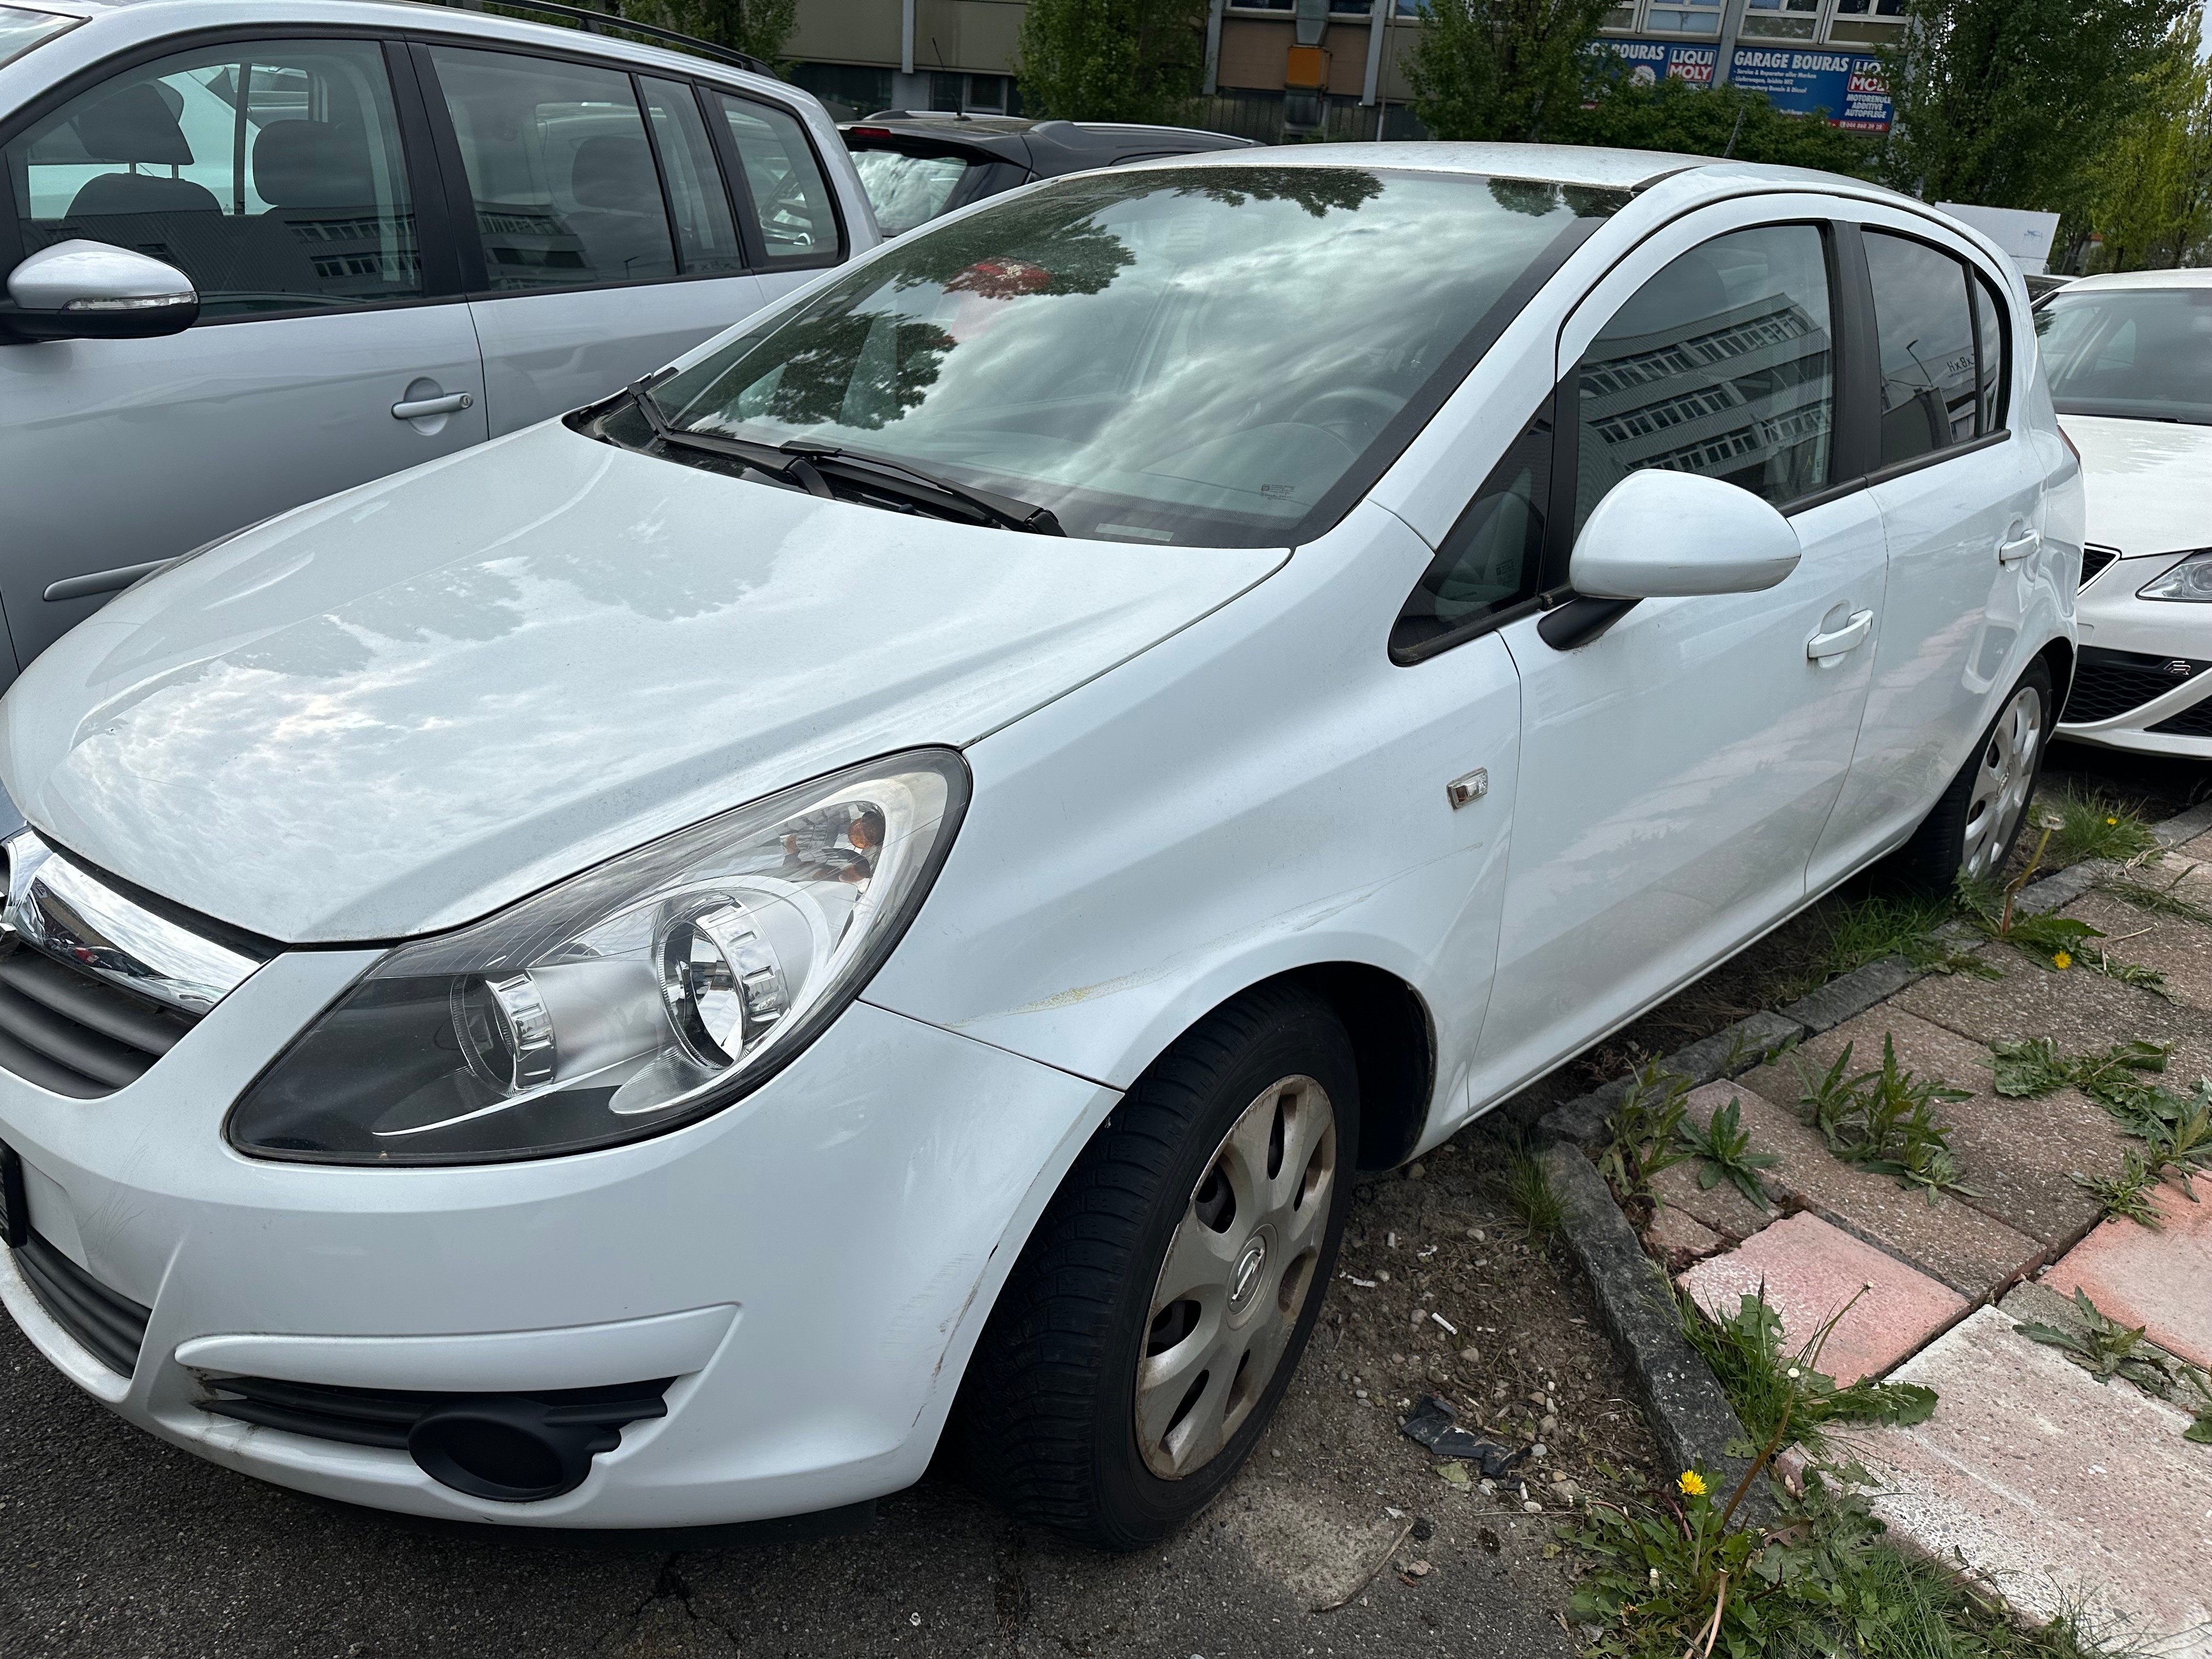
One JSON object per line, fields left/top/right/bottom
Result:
{"left": 2053, "top": 951, "right": 2073, "bottom": 969}
{"left": 1787, "top": 1367, "right": 1802, "bottom": 1380}
{"left": 2107, "top": 816, "right": 2119, "bottom": 826}
{"left": 1650, "top": 1568, "right": 1662, "bottom": 1587}
{"left": 1677, "top": 1470, "right": 1707, "bottom": 1498}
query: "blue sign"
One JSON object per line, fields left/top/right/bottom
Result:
{"left": 1597, "top": 38, "right": 1893, "bottom": 131}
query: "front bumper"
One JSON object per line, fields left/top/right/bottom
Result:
{"left": 2058, "top": 555, "right": 2212, "bottom": 755}
{"left": 0, "top": 947, "right": 1114, "bottom": 1527}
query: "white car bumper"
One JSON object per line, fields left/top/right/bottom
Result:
{"left": 2058, "top": 550, "right": 2212, "bottom": 756}
{"left": 0, "top": 947, "right": 1113, "bottom": 1528}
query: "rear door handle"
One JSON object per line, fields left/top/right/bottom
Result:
{"left": 392, "top": 392, "right": 473, "bottom": 420}
{"left": 1998, "top": 529, "right": 2041, "bottom": 564}
{"left": 1806, "top": 608, "right": 1873, "bottom": 661}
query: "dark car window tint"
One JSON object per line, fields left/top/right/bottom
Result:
{"left": 1864, "top": 231, "right": 1980, "bottom": 466}
{"left": 1393, "top": 405, "right": 1551, "bottom": 657}
{"left": 639, "top": 76, "right": 746, "bottom": 275}
{"left": 712, "top": 94, "right": 836, "bottom": 262}
{"left": 1574, "top": 223, "right": 1834, "bottom": 531}
{"left": 430, "top": 46, "right": 677, "bottom": 291}
{"left": 2034, "top": 285, "right": 2212, "bottom": 426}
{"left": 7, "top": 38, "right": 421, "bottom": 317}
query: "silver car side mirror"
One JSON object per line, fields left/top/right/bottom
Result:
{"left": 4, "top": 239, "right": 199, "bottom": 342}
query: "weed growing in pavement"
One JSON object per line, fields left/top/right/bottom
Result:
{"left": 2101, "top": 864, "right": 2212, "bottom": 926}
{"left": 1993, "top": 1038, "right": 2212, "bottom": 1221}
{"left": 2046, "top": 786, "right": 2159, "bottom": 867}
{"left": 2015, "top": 1288, "right": 2176, "bottom": 1396}
{"left": 1502, "top": 1135, "right": 1565, "bottom": 1248}
{"left": 1595, "top": 1063, "right": 1694, "bottom": 1214}
{"left": 2177, "top": 1364, "right": 2212, "bottom": 1445}
{"left": 1792, "top": 1035, "right": 1977, "bottom": 1203}
{"left": 1680, "top": 1285, "right": 1935, "bottom": 1460}
{"left": 1812, "top": 893, "right": 1998, "bottom": 987}
{"left": 1674, "top": 1096, "right": 1780, "bottom": 1210}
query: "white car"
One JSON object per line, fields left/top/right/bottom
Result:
{"left": 0, "top": 0, "right": 873, "bottom": 680}
{"left": 2039, "top": 269, "right": 2212, "bottom": 753}
{"left": 0, "top": 145, "right": 2077, "bottom": 1547}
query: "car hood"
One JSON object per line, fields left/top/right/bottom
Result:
{"left": 1, "top": 423, "right": 1284, "bottom": 944}
{"left": 2059, "top": 414, "right": 2212, "bottom": 558}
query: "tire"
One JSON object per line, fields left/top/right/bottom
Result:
{"left": 1888, "top": 658, "right": 2055, "bottom": 894}
{"left": 950, "top": 983, "right": 1359, "bottom": 1550}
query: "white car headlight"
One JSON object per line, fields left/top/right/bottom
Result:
{"left": 228, "top": 751, "right": 967, "bottom": 1165}
{"left": 2137, "top": 549, "right": 2212, "bottom": 601}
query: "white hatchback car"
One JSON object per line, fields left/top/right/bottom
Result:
{"left": 2037, "top": 269, "right": 2212, "bottom": 753}
{"left": 0, "top": 146, "right": 2078, "bottom": 1547}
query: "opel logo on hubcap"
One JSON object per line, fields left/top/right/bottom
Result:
{"left": 1229, "top": 1237, "right": 1267, "bottom": 1311}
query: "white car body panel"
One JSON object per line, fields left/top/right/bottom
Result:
{"left": 0, "top": 421, "right": 1283, "bottom": 942}
{"left": 0, "top": 146, "right": 2081, "bottom": 1528}
{"left": 2063, "top": 414, "right": 2212, "bottom": 564}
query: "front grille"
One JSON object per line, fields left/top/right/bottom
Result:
{"left": 0, "top": 946, "right": 195, "bottom": 1098}
{"left": 13, "top": 1231, "right": 150, "bottom": 1376}
{"left": 199, "top": 1374, "right": 672, "bottom": 1449}
{"left": 2149, "top": 698, "right": 2212, "bottom": 738}
{"left": 2063, "top": 645, "right": 2212, "bottom": 725}
{"left": 2081, "top": 543, "right": 2120, "bottom": 588}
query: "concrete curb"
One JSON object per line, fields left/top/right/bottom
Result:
{"left": 1529, "top": 790, "right": 2212, "bottom": 1530}
{"left": 1539, "top": 1142, "right": 1769, "bottom": 1516}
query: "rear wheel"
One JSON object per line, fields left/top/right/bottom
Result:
{"left": 1889, "top": 658, "right": 2053, "bottom": 893}
{"left": 951, "top": 983, "right": 1357, "bottom": 1549}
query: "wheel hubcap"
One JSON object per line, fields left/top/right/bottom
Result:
{"left": 1135, "top": 1075, "right": 1336, "bottom": 1480}
{"left": 1962, "top": 685, "right": 2045, "bottom": 880}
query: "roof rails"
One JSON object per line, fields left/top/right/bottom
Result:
{"left": 410, "top": 1, "right": 776, "bottom": 78}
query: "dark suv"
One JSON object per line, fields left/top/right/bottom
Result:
{"left": 842, "top": 113, "right": 1257, "bottom": 236}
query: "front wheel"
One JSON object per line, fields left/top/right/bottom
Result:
{"left": 950, "top": 983, "right": 1358, "bottom": 1550}
{"left": 1889, "top": 658, "right": 2054, "bottom": 893}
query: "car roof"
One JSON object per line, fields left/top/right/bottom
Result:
{"left": 2058, "top": 267, "right": 2212, "bottom": 292}
{"left": 1104, "top": 140, "right": 1874, "bottom": 194}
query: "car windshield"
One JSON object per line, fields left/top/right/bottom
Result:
{"left": 2035, "top": 285, "right": 2212, "bottom": 425}
{"left": 640, "top": 165, "right": 1622, "bottom": 547}
{"left": 849, "top": 146, "right": 985, "bottom": 236}
{"left": 0, "top": 5, "right": 75, "bottom": 70}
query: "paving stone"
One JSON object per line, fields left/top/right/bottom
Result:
{"left": 2044, "top": 1172, "right": 2212, "bottom": 1369}
{"left": 1852, "top": 1305, "right": 2212, "bottom": 1651}
{"left": 1893, "top": 941, "right": 2212, "bottom": 1062}
{"left": 1743, "top": 1009, "right": 2129, "bottom": 1248}
{"left": 1643, "top": 1205, "right": 1727, "bottom": 1273}
{"left": 1650, "top": 1093, "right": 1780, "bottom": 1242}
{"left": 2063, "top": 887, "right": 2212, "bottom": 1017}
{"left": 1677, "top": 1211, "right": 1968, "bottom": 1384}
{"left": 1680, "top": 1079, "right": 2046, "bottom": 1300}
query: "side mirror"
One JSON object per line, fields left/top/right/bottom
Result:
{"left": 4, "top": 239, "right": 199, "bottom": 342}
{"left": 1570, "top": 468, "right": 1802, "bottom": 600}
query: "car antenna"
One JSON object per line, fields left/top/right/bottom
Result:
{"left": 932, "top": 38, "right": 970, "bottom": 118}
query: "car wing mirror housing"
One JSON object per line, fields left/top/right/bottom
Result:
{"left": 1543, "top": 469, "right": 1803, "bottom": 649}
{"left": 3, "top": 239, "right": 199, "bottom": 342}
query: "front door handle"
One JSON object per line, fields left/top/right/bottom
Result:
{"left": 392, "top": 391, "right": 473, "bottom": 420}
{"left": 1806, "top": 608, "right": 1874, "bottom": 661}
{"left": 1998, "top": 528, "right": 2041, "bottom": 564}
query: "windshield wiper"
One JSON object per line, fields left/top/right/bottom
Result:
{"left": 622, "top": 377, "right": 1063, "bottom": 535}
{"left": 777, "top": 439, "right": 1064, "bottom": 536}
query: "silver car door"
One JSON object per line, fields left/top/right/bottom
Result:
{"left": 420, "top": 46, "right": 768, "bottom": 436}
{"left": 0, "top": 35, "right": 486, "bottom": 673}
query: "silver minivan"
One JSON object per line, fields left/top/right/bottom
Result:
{"left": 0, "top": 0, "right": 876, "bottom": 685}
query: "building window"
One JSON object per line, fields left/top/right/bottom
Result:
{"left": 927, "top": 72, "right": 1013, "bottom": 115}
{"left": 1740, "top": 0, "right": 1821, "bottom": 41}
{"left": 1828, "top": 0, "right": 1908, "bottom": 43}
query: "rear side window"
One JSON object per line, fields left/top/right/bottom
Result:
{"left": 5, "top": 38, "right": 421, "bottom": 317}
{"left": 430, "top": 45, "right": 677, "bottom": 291}
{"left": 712, "top": 94, "right": 837, "bottom": 263}
{"left": 1864, "top": 230, "right": 1990, "bottom": 466}
{"left": 637, "top": 76, "right": 746, "bottom": 275}
{"left": 1973, "top": 271, "right": 2008, "bottom": 435}
{"left": 849, "top": 146, "right": 981, "bottom": 236}
{"left": 1393, "top": 405, "right": 1551, "bottom": 659}
{"left": 1573, "top": 223, "right": 1836, "bottom": 531}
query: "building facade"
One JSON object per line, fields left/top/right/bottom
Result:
{"left": 781, "top": 0, "right": 1900, "bottom": 142}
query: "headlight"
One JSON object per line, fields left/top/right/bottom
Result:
{"left": 227, "top": 750, "right": 967, "bottom": 1165}
{"left": 2137, "top": 549, "right": 2212, "bottom": 601}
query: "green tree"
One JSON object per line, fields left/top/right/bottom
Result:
{"left": 1407, "top": 0, "right": 1621, "bottom": 142}
{"left": 1017, "top": 0, "right": 1211, "bottom": 122}
{"left": 1879, "top": 0, "right": 2193, "bottom": 209}
{"left": 631, "top": 0, "right": 798, "bottom": 65}
{"left": 1551, "top": 75, "right": 1884, "bottom": 176}
{"left": 2076, "top": 19, "right": 2212, "bottom": 269}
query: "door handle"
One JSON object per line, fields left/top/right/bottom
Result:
{"left": 392, "top": 392, "right": 473, "bottom": 420}
{"left": 1806, "top": 609, "right": 1873, "bottom": 661}
{"left": 1998, "top": 528, "right": 2041, "bottom": 564}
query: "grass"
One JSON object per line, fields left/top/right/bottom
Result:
{"left": 2101, "top": 866, "right": 2212, "bottom": 926}
{"left": 2042, "top": 786, "right": 2159, "bottom": 868}
{"left": 1815, "top": 893, "right": 1996, "bottom": 984}
{"left": 1679, "top": 1284, "right": 1934, "bottom": 1460}
{"left": 1501, "top": 1135, "right": 1564, "bottom": 1247}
